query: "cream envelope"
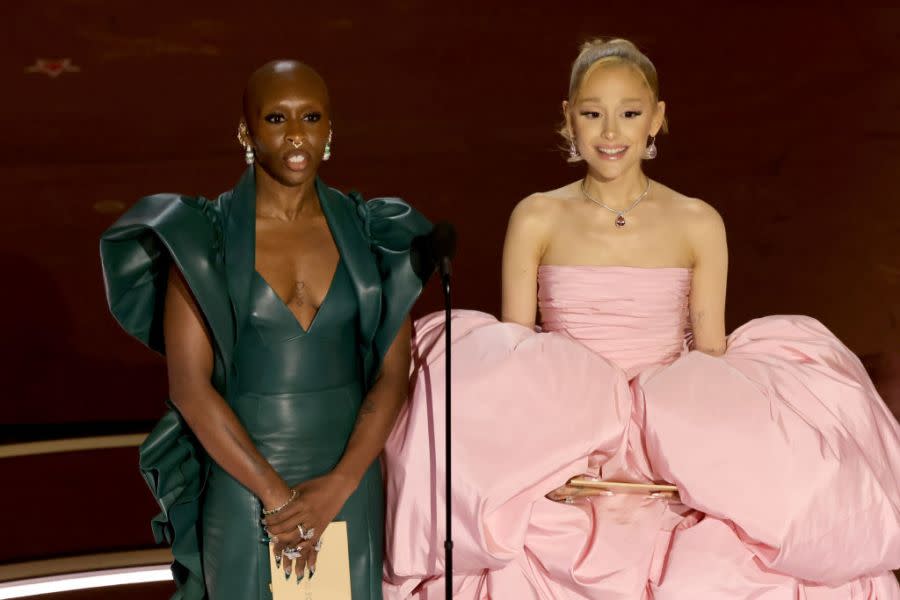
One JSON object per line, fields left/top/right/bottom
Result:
{"left": 269, "top": 521, "right": 352, "bottom": 599}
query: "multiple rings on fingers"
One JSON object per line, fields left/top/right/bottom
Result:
{"left": 297, "top": 523, "right": 315, "bottom": 540}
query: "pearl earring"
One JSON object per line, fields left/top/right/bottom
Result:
{"left": 237, "top": 122, "right": 254, "bottom": 165}
{"left": 323, "top": 128, "right": 333, "bottom": 161}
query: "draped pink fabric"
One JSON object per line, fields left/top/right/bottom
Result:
{"left": 384, "top": 267, "right": 900, "bottom": 599}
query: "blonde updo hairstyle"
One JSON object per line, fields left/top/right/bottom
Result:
{"left": 561, "top": 38, "right": 667, "bottom": 162}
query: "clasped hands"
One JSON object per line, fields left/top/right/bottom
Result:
{"left": 262, "top": 473, "right": 356, "bottom": 582}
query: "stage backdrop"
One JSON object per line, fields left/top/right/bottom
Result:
{"left": 0, "top": 0, "right": 898, "bottom": 569}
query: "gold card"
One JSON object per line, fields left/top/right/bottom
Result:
{"left": 568, "top": 477, "right": 680, "bottom": 499}
{"left": 268, "top": 521, "right": 352, "bottom": 599}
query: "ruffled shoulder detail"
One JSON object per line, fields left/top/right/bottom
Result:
{"left": 100, "top": 193, "right": 233, "bottom": 600}
{"left": 100, "top": 193, "right": 231, "bottom": 358}
{"left": 351, "top": 193, "right": 431, "bottom": 253}
{"left": 349, "top": 191, "right": 432, "bottom": 378}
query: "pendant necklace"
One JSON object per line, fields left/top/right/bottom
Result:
{"left": 580, "top": 177, "right": 651, "bottom": 228}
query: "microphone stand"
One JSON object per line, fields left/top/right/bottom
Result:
{"left": 410, "top": 223, "right": 456, "bottom": 598}
{"left": 441, "top": 256, "right": 453, "bottom": 599}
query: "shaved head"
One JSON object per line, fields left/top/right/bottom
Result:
{"left": 242, "top": 60, "right": 329, "bottom": 124}
{"left": 239, "top": 60, "right": 331, "bottom": 187}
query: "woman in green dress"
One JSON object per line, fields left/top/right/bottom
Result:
{"left": 100, "top": 60, "right": 432, "bottom": 599}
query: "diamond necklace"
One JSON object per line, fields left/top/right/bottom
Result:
{"left": 580, "top": 177, "right": 651, "bottom": 228}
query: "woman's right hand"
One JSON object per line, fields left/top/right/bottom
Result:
{"left": 263, "top": 485, "right": 302, "bottom": 570}
{"left": 264, "top": 473, "right": 355, "bottom": 579}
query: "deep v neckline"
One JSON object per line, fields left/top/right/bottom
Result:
{"left": 252, "top": 179, "right": 346, "bottom": 336}
{"left": 253, "top": 258, "right": 342, "bottom": 335}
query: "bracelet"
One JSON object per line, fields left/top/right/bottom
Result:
{"left": 262, "top": 488, "right": 297, "bottom": 516}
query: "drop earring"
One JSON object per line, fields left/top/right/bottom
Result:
{"left": 237, "top": 122, "right": 254, "bottom": 165}
{"left": 642, "top": 135, "right": 657, "bottom": 160}
{"left": 323, "top": 128, "right": 333, "bottom": 161}
{"left": 568, "top": 138, "right": 580, "bottom": 161}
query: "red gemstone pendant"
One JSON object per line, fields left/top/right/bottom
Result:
{"left": 615, "top": 214, "right": 626, "bottom": 228}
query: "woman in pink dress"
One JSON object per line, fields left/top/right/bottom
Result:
{"left": 384, "top": 38, "right": 900, "bottom": 599}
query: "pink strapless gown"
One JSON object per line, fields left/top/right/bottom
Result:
{"left": 384, "top": 266, "right": 900, "bottom": 599}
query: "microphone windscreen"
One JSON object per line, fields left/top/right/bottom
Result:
{"left": 430, "top": 222, "right": 457, "bottom": 261}
{"left": 410, "top": 233, "right": 436, "bottom": 283}
{"left": 410, "top": 222, "right": 457, "bottom": 282}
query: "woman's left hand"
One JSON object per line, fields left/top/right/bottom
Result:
{"left": 264, "top": 472, "right": 357, "bottom": 579}
{"left": 546, "top": 482, "right": 591, "bottom": 505}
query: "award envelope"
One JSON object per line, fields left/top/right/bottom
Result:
{"left": 269, "top": 521, "right": 352, "bottom": 599}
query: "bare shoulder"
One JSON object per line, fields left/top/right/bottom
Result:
{"left": 508, "top": 182, "right": 575, "bottom": 232}
{"left": 654, "top": 182, "right": 724, "bottom": 235}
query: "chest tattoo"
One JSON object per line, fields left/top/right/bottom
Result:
{"left": 289, "top": 281, "right": 306, "bottom": 308}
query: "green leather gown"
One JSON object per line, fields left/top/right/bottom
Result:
{"left": 100, "top": 168, "right": 431, "bottom": 599}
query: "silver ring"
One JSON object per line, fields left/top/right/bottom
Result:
{"left": 283, "top": 546, "right": 302, "bottom": 560}
{"left": 302, "top": 527, "right": 316, "bottom": 541}
{"left": 314, "top": 538, "right": 324, "bottom": 552}
{"left": 297, "top": 524, "right": 307, "bottom": 538}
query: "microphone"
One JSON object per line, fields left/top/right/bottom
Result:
{"left": 430, "top": 222, "right": 457, "bottom": 279}
{"left": 411, "top": 222, "right": 457, "bottom": 282}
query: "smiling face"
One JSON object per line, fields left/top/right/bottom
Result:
{"left": 241, "top": 61, "right": 331, "bottom": 187}
{"left": 564, "top": 62, "right": 665, "bottom": 181}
